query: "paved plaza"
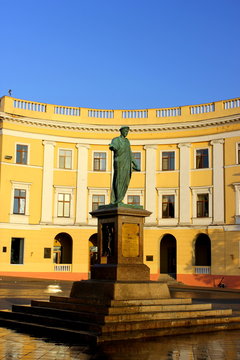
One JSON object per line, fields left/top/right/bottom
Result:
{"left": 0, "top": 277, "right": 240, "bottom": 359}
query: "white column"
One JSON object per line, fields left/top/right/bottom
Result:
{"left": 144, "top": 145, "right": 157, "bottom": 224}
{"left": 178, "top": 143, "right": 191, "bottom": 224}
{"left": 210, "top": 139, "right": 225, "bottom": 224}
{"left": 41, "top": 141, "right": 55, "bottom": 223}
{"left": 76, "top": 144, "right": 89, "bottom": 224}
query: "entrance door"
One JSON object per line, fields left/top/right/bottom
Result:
{"left": 160, "top": 234, "right": 177, "bottom": 279}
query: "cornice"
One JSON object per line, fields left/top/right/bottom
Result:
{"left": 0, "top": 111, "right": 240, "bottom": 133}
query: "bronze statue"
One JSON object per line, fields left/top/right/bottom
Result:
{"left": 109, "top": 126, "right": 140, "bottom": 204}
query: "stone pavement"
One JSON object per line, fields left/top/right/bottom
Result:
{"left": 0, "top": 276, "right": 240, "bottom": 359}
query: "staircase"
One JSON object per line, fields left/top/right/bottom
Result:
{"left": 0, "top": 294, "right": 239, "bottom": 344}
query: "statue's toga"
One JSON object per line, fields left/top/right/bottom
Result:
{"left": 109, "top": 126, "right": 139, "bottom": 204}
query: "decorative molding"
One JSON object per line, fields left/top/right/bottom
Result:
{"left": 1, "top": 112, "right": 240, "bottom": 133}
{"left": 143, "top": 145, "right": 158, "bottom": 150}
{"left": 210, "top": 139, "right": 225, "bottom": 145}
{"left": 178, "top": 142, "right": 191, "bottom": 148}
{"left": 42, "top": 140, "right": 56, "bottom": 146}
{"left": 76, "top": 143, "right": 90, "bottom": 149}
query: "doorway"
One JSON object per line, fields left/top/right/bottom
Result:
{"left": 160, "top": 234, "right": 177, "bottom": 279}
{"left": 53, "top": 232, "right": 72, "bottom": 264}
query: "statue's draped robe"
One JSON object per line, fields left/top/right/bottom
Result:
{"left": 110, "top": 136, "right": 133, "bottom": 204}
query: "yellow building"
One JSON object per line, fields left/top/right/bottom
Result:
{"left": 0, "top": 95, "right": 240, "bottom": 287}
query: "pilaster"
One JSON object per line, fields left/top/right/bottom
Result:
{"left": 144, "top": 145, "right": 157, "bottom": 224}
{"left": 210, "top": 139, "right": 225, "bottom": 224}
{"left": 76, "top": 144, "right": 90, "bottom": 224}
{"left": 41, "top": 140, "right": 56, "bottom": 223}
{"left": 178, "top": 143, "right": 191, "bottom": 224}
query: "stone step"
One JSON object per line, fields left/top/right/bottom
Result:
{"left": 99, "top": 318, "right": 240, "bottom": 342}
{"left": 0, "top": 309, "right": 102, "bottom": 333}
{"left": 0, "top": 309, "right": 240, "bottom": 343}
{"left": 0, "top": 307, "right": 239, "bottom": 334}
{"left": 102, "top": 308, "right": 233, "bottom": 323}
{"left": 30, "top": 299, "right": 212, "bottom": 315}
{"left": 12, "top": 303, "right": 232, "bottom": 324}
{"left": 50, "top": 295, "right": 192, "bottom": 307}
{"left": 101, "top": 314, "right": 240, "bottom": 333}
{"left": 0, "top": 314, "right": 98, "bottom": 344}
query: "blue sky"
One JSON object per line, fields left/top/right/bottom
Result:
{"left": 0, "top": 0, "right": 239, "bottom": 109}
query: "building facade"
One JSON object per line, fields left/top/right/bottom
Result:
{"left": 0, "top": 95, "right": 240, "bottom": 287}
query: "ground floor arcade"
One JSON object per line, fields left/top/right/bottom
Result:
{"left": 0, "top": 225, "right": 239, "bottom": 288}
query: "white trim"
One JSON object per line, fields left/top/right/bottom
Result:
{"left": 191, "top": 167, "right": 213, "bottom": 172}
{"left": 225, "top": 164, "right": 240, "bottom": 169}
{"left": 53, "top": 186, "right": 75, "bottom": 225}
{"left": 1, "top": 111, "right": 239, "bottom": 132}
{"left": 10, "top": 181, "right": 32, "bottom": 224}
{"left": 92, "top": 150, "right": 108, "bottom": 171}
{"left": 54, "top": 168, "right": 77, "bottom": 172}
{"left": 2, "top": 126, "right": 240, "bottom": 147}
{"left": 157, "top": 188, "right": 178, "bottom": 225}
{"left": 58, "top": 147, "right": 73, "bottom": 170}
{"left": 191, "top": 186, "right": 213, "bottom": 225}
{"left": 1, "top": 161, "right": 42, "bottom": 169}
{"left": 159, "top": 150, "right": 176, "bottom": 171}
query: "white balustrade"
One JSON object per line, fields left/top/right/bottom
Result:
{"left": 14, "top": 100, "right": 46, "bottom": 112}
{"left": 156, "top": 108, "right": 181, "bottom": 117}
{"left": 54, "top": 106, "right": 80, "bottom": 116}
{"left": 54, "top": 264, "right": 72, "bottom": 272}
{"left": 194, "top": 266, "right": 211, "bottom": 274}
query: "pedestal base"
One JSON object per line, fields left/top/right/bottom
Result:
{"left": 91, "top": 264, "right": 150, "bottom": 281}
{"left": 70, "top": 279, "right": 170, "bottom": 301}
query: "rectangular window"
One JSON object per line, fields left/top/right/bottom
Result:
{"left": 132, "top": 152, "right": 141, "bottom": 171}
{"left": 196, "top": 149, "right": 209, "bottom": 169}
{"left": 162, "top": 151, "right": 175, "bottom": 170}
{"left": 11, "top": 238, "right": 24, "bottom": 264}
{"left": 57, "top": 193, "right": 71, "bottom": 217}
{"left": 127, "top": 195, "right": 140, "bottom": 206}
{"left": 16, "top": 144, "right": 28, "bottom": 164}
{"left": 197, "top": 194, "right": 209, "bottom": 217}
{"left": 92, "top": 195, "right": 105, "bottom": 211}
{"left": 162, "top": 195, "right": 175, "bottom": 218}
{"left": 13, "top": 189, "right": 26, "bottom": 214}
{"left": 44, "top": 248, "right": 51, "bottom": 259}
{"left": 93, "top": 152, "right": 106, "bottom": 171}
{"left": 59, "top": 149, "right": 72, "bottom": 169}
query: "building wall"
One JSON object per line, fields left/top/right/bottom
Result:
{"left": 0, "top": 95, "right": 240, "bottom": 287}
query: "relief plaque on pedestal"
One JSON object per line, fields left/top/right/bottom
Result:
{"left": 122, "top": 223, "right": 140, "bottom": 258}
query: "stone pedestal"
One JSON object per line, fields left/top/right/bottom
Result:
{"left": 90, "top": 206, "right": 151, "bottom": 281}
{"left": 70, "top": 205, "right": 170, "bottom": 302}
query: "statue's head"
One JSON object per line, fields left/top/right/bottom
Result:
{"left": 120, "top": 126, "right": 129, "bottom": 137}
